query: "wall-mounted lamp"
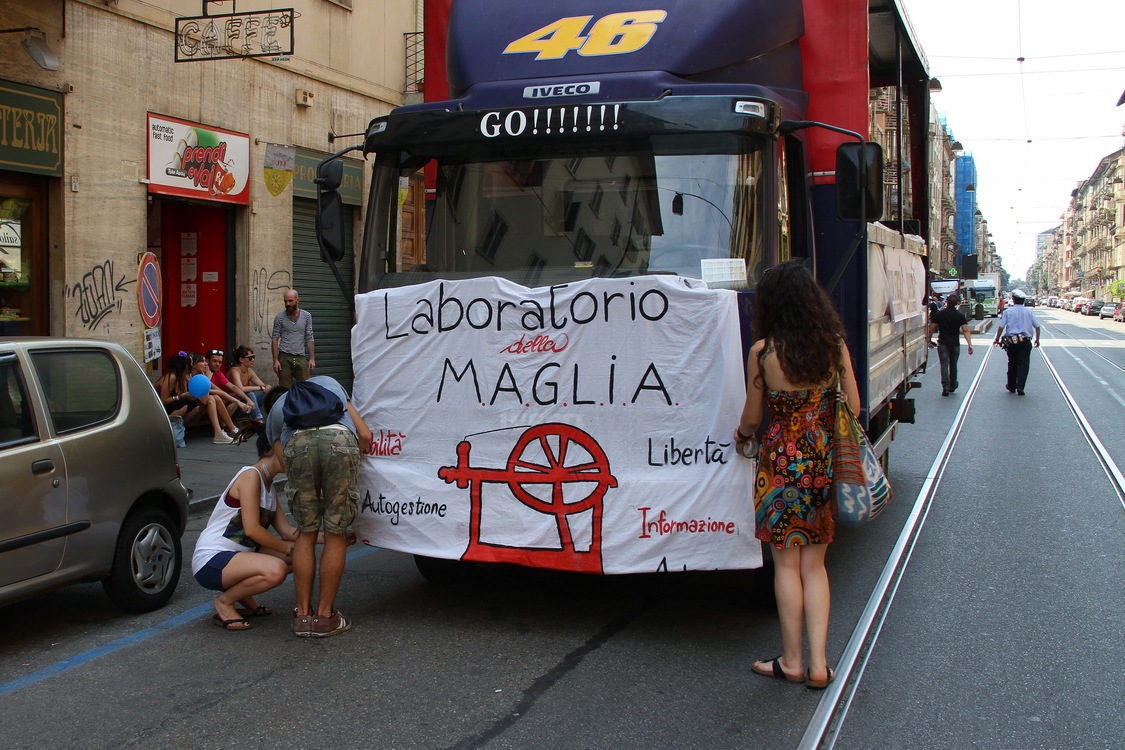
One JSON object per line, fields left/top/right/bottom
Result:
{"left": 965, "top": 183, "right": 976, "bottom": 192}
{"left": 0, "top": 27, "right": 59, "bottom": 71}
{"left": 951, "top": 141, "right": 964, "bottom": 151}
{"left": 928, "top": 78, "right": 943, "bottom": 92}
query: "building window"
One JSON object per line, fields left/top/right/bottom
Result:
{"left": 609, "top": 217, "right": 622, "bottom": 246}
{"left": 524, "top": 253, "right": 546, "bottom": 286}
{"left": 574, "top": 229, "right": 595, "bottom": 262}
{"left": 589, "top": 183, "right": 604, "bottom": 217}
{"left": 478, "top": 212, "right": 508, "bottom": 262}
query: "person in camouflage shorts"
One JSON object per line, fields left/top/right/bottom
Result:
{"left": 266, "top": 376, "right": 371, "bottom": 638}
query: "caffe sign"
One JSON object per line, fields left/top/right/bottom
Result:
{"left": 146, "top": 114, "right": 250, "bottom": 205}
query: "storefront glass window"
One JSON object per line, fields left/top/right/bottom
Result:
{"left": 0, "top": 199, "right": 30, "bottom": 287}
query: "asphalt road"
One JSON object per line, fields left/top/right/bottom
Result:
{"left": 2, "top": 306, "right": 1122, "bottom": 749}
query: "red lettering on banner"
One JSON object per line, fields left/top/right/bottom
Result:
{"left": 500, "top": 332, "right": 570, "bottom": 354}
{"left": 637, "top": 507, "right": 736, "bottom": 539}
{"left": 364, "top": 429, "right": 406, "bottom": 456}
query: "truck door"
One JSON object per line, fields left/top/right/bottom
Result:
{"left": 0, "top": 352, "right": 67, "bottom": 587}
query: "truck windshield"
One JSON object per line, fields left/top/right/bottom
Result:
{"left": 360, "top": 134, "right": 768, "bottom": 291}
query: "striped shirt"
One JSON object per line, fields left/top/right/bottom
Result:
{"left": 272, "top": 308, "right": 314, "bottom": 356}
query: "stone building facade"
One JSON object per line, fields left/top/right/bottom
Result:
{"left": 0, "top": 0, "right": 417, "bottom": 386}
{"left": 1033, "top": 148, "right": 1125, "bottom": 300}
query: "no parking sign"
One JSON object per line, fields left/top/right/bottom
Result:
{"left": 137, "top": 252, "right": 162, "bottom": 328}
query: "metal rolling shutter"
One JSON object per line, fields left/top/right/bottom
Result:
{"left": 292, "top": 198, "right": 355, "bottom": 391}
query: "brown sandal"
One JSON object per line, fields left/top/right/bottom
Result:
{"left": 806, "top": 667, "right": 835, "bottom": 690}
{"left": 752, "top": 657, "right": 805, "bottom": 683}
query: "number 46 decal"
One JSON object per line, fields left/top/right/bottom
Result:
{"left": 503, "top": 11, "right": 667, "bottom": 60}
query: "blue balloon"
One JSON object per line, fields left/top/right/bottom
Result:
{"left": 188, "top": 373, "right": 212, "bottom": 399}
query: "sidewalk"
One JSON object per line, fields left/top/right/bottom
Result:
{"left": 177, "top": 431, "right": 264, "bottom": 512}
{"left": 967, "top": 318, "right": 994, "bottom": 335}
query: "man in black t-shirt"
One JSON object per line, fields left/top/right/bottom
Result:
{"left": 928, "top": 293, "right": 975, "bottom": 396}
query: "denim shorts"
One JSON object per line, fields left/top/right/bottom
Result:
{"left": 194, "top": 550, "right": 238, "bottom": 591}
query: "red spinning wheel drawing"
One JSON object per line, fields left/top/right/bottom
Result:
{"left": 438, "top": 423, "right": 617, "bottom": 573}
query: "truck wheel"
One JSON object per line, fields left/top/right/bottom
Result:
{"left": 413, "top": 555, "right": 475, "bottom": 586}
{"left": 102, "top": 508, "right": 182, "bottom": 612}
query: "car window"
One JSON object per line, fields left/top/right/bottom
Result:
{"left": 0, "top": 353, "right": 37, "bottom": 447}
{"left": 30, "top": 349, "right": 121, "bottom": 434}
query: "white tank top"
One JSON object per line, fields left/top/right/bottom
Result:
{"left": 191, "top": 465, "right": 278, "bottom": 575}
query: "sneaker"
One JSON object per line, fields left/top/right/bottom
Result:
{"left": 213, "top": 431, "right": 234, "bottom": 444}
{"left": 309, "top": 610, "right": 352, "bottom": 638}
{"left": 942, "top": 390, "right": 949, "bottom": 397}
{"left": 292, "top": 608, "right": 314, "bottom": 637}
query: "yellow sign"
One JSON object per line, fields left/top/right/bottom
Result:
{"left": 263, "top": 142, "right": 295, "bottom": 197}
{"left": 264, "top": 168, "right": 293, "bottom": 196}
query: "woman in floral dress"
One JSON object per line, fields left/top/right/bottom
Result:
{"left": 734, "top": 260, "right": 860, "bottom": 690}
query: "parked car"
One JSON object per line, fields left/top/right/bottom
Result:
{"left": 0, "top": 339, "right": 189, "bottom": 611}
{"left": 1099, "top": 304, "right": 1118, "bottom": 320}
{"left": 1084, "top": 301, "right": 1105, "bottom": 316}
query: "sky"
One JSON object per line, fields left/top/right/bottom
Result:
{"left": 898, "top": 0, "right": 1125, "bottom": 280}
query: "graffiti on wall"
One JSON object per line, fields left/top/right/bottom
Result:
{"left": 66, "top": 260, "right": 136, "bottom": 330}
{"left": 250, "top": 267, "right": 292, "bottom": 354}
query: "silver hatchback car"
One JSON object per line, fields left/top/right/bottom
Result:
{"left": 0, "top": 339, "right": 189, "bottom": 611}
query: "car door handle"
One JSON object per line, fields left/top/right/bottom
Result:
{"left": 31, "top": 459, "right": 55, "bottom": 474}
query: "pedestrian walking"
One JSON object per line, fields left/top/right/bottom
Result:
{"left": 928, "top": 293, "right": 974, "bottom": 396}
{"left": 267, "top": 375, "right": 372, "bottom": 638}
{"left": 734, "top": 260, "right": 860, "bottom": 690}
{"left": 271, "top": 289, "right": 315, "bottom": 388}
{"left": 993, "top": 289, "right": 1041, "bottom": 395}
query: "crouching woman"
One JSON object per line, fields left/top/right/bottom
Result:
{"left": 191, "top": 416, "right": 298, "bottom": 630}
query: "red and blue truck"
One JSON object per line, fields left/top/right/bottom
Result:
{"left": 315, "top": 0, "right": 932, "bottom": 578}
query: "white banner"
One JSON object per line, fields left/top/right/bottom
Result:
{"left": 351, "top": 276, "right": 762, "bottom": 574}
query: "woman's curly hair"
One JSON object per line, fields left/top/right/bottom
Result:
{"left": 752, "top": 259, "right": 848, "bottom": 387}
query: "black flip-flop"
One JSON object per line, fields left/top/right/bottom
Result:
{"left": 752, "top": 656, "right": 805, "bottom": 683}
{"left": 237, "top": 605, "right": 272, "bottom": 617}
{"left": 212, "top": 614, "right": 252, "bottom": 630}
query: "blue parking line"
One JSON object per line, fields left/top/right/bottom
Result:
{"left": 0, "top": 545, "right": 378, "bottom": 698}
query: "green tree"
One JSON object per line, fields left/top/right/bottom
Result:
{"left": 1109, "top": 280, "right": 1125, "bottom": 300}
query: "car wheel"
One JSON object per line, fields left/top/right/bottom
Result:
{"left": 413, "top": 554, "right": 476, "bottom": 586}
{"left": 102, "top": 508, "right": 182, "bottom": 612}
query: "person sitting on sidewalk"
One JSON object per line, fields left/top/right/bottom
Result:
{"left": 206, "top": 348, "right": 257, "bottom": 420}
{"left": 227, "top": 345, "right": 272, "bottom": 420}
{"left": 157, "top": 352, "right": 239, "bottom": 444}
{"left": 267, "top": 376, "right": 372, "bottom": 638}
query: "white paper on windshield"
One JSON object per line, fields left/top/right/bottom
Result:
{"left": 700, "top": 258, "right": 746, "bottom": 286}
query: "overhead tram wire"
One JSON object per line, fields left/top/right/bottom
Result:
{"left": 932, "top": 49, "right": 1125, "bottom": 60}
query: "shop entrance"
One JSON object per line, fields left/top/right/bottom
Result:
{"left": 0, "top": 173, "right": 48, "bottom": 336}
{"left": 154, "top": 200, "right": 233, "bottom": 360}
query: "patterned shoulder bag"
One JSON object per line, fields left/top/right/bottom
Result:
{"left": 830, "top": 372, "right": 893, "bottom": 526}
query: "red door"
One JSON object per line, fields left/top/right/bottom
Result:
{"left": 159, "top": 201, "right": 228, "bottom": 359}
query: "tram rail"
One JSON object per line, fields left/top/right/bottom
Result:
{"left": 799, "top": 312, "right": 1125, "bottom": 749}
{"left": 797, "top": 347, "right": 996, "bottom": 750}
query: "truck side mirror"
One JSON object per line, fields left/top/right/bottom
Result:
{"left": 835, "top": 142, "right": 884, "bottom": 222}
{"left": 316, "top": 159, "right": 344, "bottom": 192}
{"left": 314, "top": 158, "right": 346, "bottom": 262}
{"left": 316, "top": 189, "right": 345, "bottom": 263}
